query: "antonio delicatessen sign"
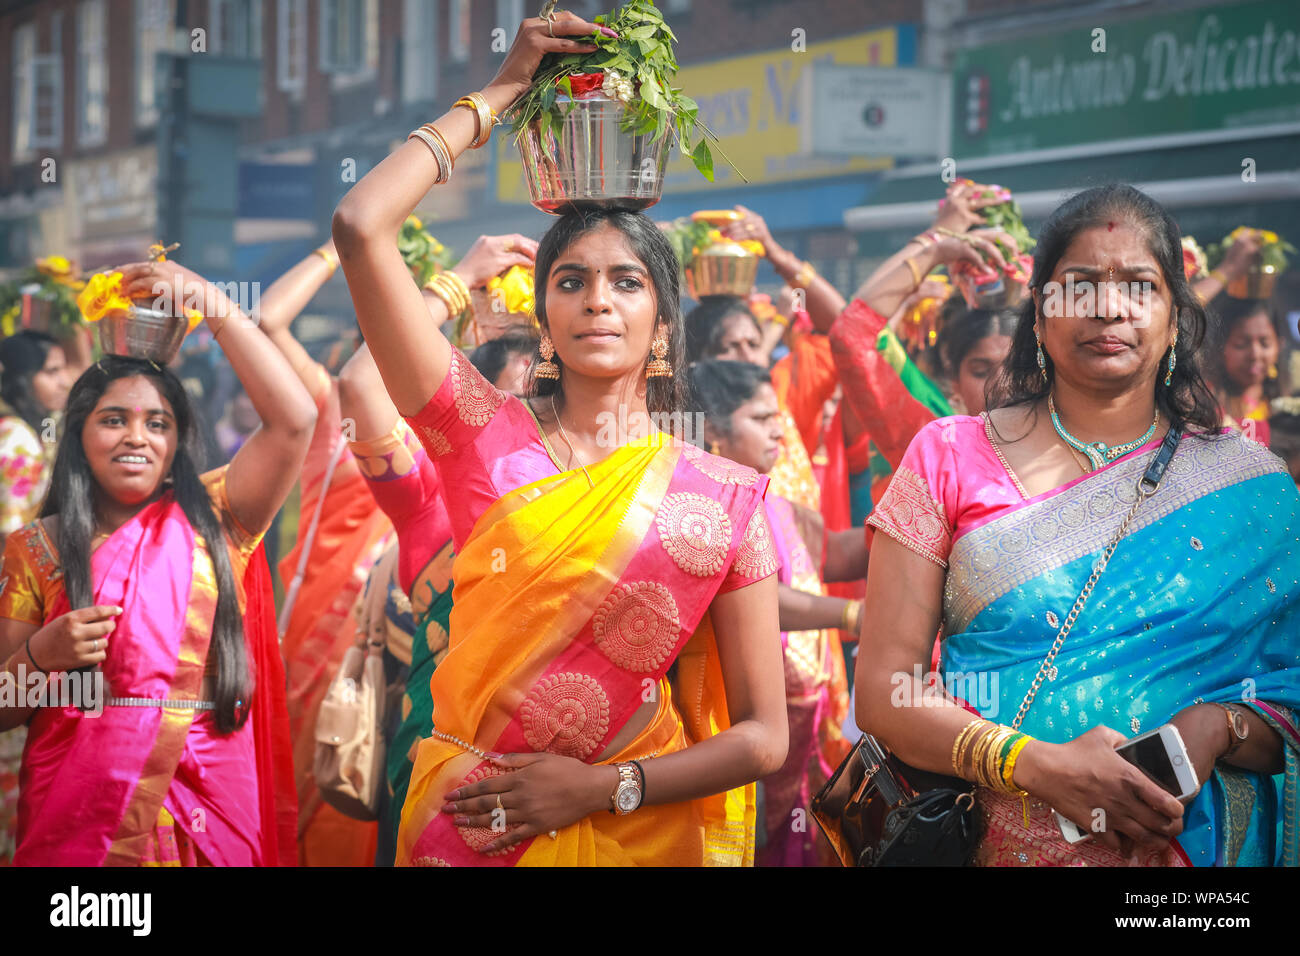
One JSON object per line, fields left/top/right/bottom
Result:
{"left": 954, "top": 0, "right": 1300, "bottom": 158}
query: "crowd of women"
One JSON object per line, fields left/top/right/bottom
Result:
{"left": 0, "top": 12, "right": 1295, "bottom": 868}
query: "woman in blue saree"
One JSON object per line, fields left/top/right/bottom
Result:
{"left": 855, "top": 184, "right": 1298, "bottom": 866}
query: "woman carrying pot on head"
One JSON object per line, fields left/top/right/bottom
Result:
{"left": 689, "top": 358, "right": 867, "bottom": 866}
{"left": 855, "top": 183, "right": 1299, "bottom": 867}
{"left": 0, "top": 259, "right": 312, "bottom": 865}
{"left": 1204, "top": 296, "right": 1288, "bottom": 446}
{"left": 332, "top": 12, "right": 787, "bottom": 867}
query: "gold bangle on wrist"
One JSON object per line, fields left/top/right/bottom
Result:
{"left": 424, "top": 271, "right": 471, "bottom": 316}
{"left": 313, "top": 247, "right": 338, "bottom": 276}
{"left": 952, "top": 718, "right": 990, "bottom": 779}
{"left": 454, "top": 93, "right": 498, "bottom": 149}
{"left": 792, "top": 260, "right": 816, "bottom": 289}
{"left": 769, "top": 312, "right": 791, "bottom": 328}
{"left": 951, "top": 717, "right": 985, "bottom": 777}
{"left": 1208, "top": 268, "right": 1228, "bottom": 285}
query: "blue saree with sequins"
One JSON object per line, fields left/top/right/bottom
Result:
{"left": 939, "top": 430, "right": 1300, "bottom": 866}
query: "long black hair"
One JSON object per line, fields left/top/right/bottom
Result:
{"left": 687, "top": 359, "right": 772, "bottom": 444}
{"left": 42, "top": 357, "right": 250, "bottom": 733}
{"left": 530, "top": 207, "right": 688, "bottom": 416}
{"left": 0, "top": 330, "right": 61, "bottom": 432}
{"left": 987, "top": 183, "right": 1222, "bottom": 433}
{"left": 1204, "top": 296, "right": 1288, "bottom": 402}
{"left": 684, "top": 295, "right": 760, "bottom": 364}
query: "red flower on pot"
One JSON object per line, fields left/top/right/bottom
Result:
{"left": 562, "top": 72, "right": 606, "bottom": 99}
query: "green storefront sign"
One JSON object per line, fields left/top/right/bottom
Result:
{"left": 953, "top": 0, "right": 1300, "bottom": 158}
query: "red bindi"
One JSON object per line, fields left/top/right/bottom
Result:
{"left": 1107, "top": 221, "right": 1115, "bottom": 231}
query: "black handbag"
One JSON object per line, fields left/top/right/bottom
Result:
{"left": 811, "top": 733, "right": 977, "bottom": 867}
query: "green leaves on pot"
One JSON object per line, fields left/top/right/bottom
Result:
{"left": 1207, "top": 227, "right": 1296, "bottom": 273}
{"left": 507, "top": 0, "right": 734, "bottom": 182}
{"left": 661, "top": 217, "right": 714, "bottom": 267}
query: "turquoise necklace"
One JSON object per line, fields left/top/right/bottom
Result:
{"left": 1048, "top": 394, "right": 1159, "bottom": 471}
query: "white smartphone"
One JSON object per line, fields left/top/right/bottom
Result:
{"left": 1054, "top": 723, "right": 1199, "bottom": 843}
{"left": 1116, "top": 723, "right": 1200, "bottom": 801}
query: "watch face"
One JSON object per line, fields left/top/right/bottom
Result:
{"left": 617, "top": 786, "right": 640, "bottom": 812}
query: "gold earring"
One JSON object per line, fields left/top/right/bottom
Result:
{"left": 536, "top": 334, "right": 560, "bottom": 380}
{"left": 1268, "top": 364, "right": 1279, "bottom": 380}
{"left": 710, "top": 440, "right": 720, "bottom": 456}
{"left": 645, "top": 331, "right": 672, "bottom": 379}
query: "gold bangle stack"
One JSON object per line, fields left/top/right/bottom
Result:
{"left": 951, "top": 718, "right": 1031, "bottom": 796}
{"left": 313, "top": 246, "right": 338, "bottom": 276}
{"left": 454, "top": 92, "right": 499, "bottom": 149}
{"left": 423, "top": 270, "right": 471, "bottom": 316}
{"left": 408, "top": 123, "right": 454, "bottom": 184}
{"left": 792, "top": 260, "right": 816, "bottom": 290}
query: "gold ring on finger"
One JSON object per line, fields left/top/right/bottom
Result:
{"left": 503, "top": 238, "right": 514, "bottom": 253}
{"left": 548, "top": 18, "right": 555, "bottom": 37}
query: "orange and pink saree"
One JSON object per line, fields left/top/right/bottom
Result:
{"left": 395, "top": 350, "right": 781, "bottom": 866}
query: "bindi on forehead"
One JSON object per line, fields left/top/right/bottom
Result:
{"left": 1108, "top": 221, "right": 1115, "bottom": 231}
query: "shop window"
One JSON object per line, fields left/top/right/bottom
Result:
{"left": 78, "top": 0, "right": 108, "bottom": 146}
{"left": 135, "top": 0, "right": 174, "bottom": 128}
{"left": 276, "top": 0, "right": 306, "bottom": 95}
{"left": 212, "top": 0, "right": 263, "bottom": 58}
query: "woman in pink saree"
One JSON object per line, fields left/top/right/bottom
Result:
{"left": 0, "top": 259, "right": 314, "bottom": 866}
{"left": 690, "top": 359, "right": 867, "bottom": 865}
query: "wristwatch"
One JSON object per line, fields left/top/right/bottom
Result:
{"left": 609, "top": 762, "right": 643, "bottom": 815}
{"left": 1218, "top": 703, "right": 1249, "bottom": 760}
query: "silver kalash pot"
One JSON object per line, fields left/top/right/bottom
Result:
{"left": 96, "top": 304, "right": 189, "bottom": 363}
{"left": 518, "top": 93, "right": 669, "bottom": 214}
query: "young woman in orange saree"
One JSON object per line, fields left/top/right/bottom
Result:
{"left": 332, "top": 12, "right": 789, "bottom": 866}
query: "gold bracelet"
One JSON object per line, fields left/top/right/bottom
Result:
{"left": 422, "top": 124, "right": 457, "bottom": 170}
{"left": 953, "top": 718, "right": 990, "bottom": 779}
{"left": 424, "top": 272, "right": 470, "bottom": 315}
{"left": 423, "top": 277, "right": 462, "bottom": 315}
{"left": 1208, "top": 268, "right": 1228, "bottom": 285}
{"left": 313, "top": 247, "right": 338, "bottom": 276}
{"left": 950, "top": 717, "right": 986, "bottom": 777}
{"left": 770, "top": 312, "right": 791, "bottom": 328}
{"left": 439, "top": 270, "right": 471, "bottom": 311}
{"left": 971, "top": 723, "right": 1007, "bottom": 789}
{"left": 904, "top": 256, "right": 923, "bottom": 287}
{"left": 792, "top": 260, "right": 816, "bottom": 289}
{"left": 454, "top": 93, "right": 497, "bottom": 149}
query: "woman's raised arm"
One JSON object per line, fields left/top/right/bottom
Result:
{"left": 247, "top": 239, "right": 339, "bottom": 393}
{"left": 331, "top": 12, "right": 602, "bottom": 416}
{"left": 120, "top": 260, "right": 317, "bottom": 536}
